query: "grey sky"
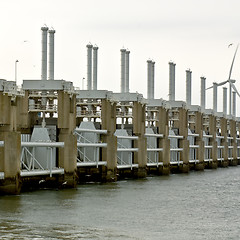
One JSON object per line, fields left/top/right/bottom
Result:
{"left": 1, "top": 0, "right": 240, "bottom": 114}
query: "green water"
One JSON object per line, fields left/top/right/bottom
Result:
{"left": 0, "top": 167, "right": 240, "bottom": 239}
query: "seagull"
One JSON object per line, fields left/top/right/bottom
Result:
{"left": 228, "top": 43, "right": 233, "bottom": 48}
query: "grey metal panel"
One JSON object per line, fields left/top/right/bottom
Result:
{"left": 147, "top": 98, "right": 167, "bottom": 107}
{"left": 203, "top": 109, "right": 215, "bottom": 115}
{"left": 22, "top": 80, "right": 71, "bottom": 90}
{"left": 112, "top": 92, "right": 146, "bottom": 103}
{"left": 167, "top": 100, "right": 187, "bottom": 109}
{"left": 76, "top": 90, "right": 109, "bottom": 99}
{"left": 187, "top": 105, "right": 202, "bottom": 112}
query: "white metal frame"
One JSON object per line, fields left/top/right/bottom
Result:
{"left": 20, "top": 141, "right": 64, "bottom": 177}
{"left": 116, "top": 135, "right": 138, "bottom": 169}
{"left": 75, "top": 128, "right": 107, "bottom": 168}
{"left": 169, "top": 134, "right": 183, "bottom": 165}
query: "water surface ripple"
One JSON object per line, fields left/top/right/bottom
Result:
{"left": 0, "top": 167, "right": 240, "bottom": 239}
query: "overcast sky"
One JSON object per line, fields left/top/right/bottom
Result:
{"left": 1, "top": 0, "right": 240, "bottom": 114}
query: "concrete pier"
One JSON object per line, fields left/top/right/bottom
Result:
{"left": 58, "top": 91, "right": 77, "bottom": 187}
{"left": 0, "top": 84, "right": 21, "bottom": 194}
{"left": 101, "top": 98, "right": 118, "bottom": 181}
{"left": 188, "top": 106, "right": 204, "bottom": 171}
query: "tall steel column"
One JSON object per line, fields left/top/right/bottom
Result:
{"left": 186, "top": 69, "right": 192, "bottom": 105}
{"left": 200, "top": 76, "right": 206, "bottom": 109}
{"left": 125, "top": 50, "right": 130, "bottom": 93}
{"left": 232, "top": 91, "right": 236, "bottom": 117}
{"left": 223, "top": 87, "right": 227, "bottom": 115}
{"left": 48, "top": 29, "right": 55, "bottom": 80}
{"left": 41, "top": 26, "right": 48, "bottom": 80}
{"left": 169, "top": 62, "right": 176, "bottom": 101}
{"left": 86, "top": 43, "right": 93, "bottom": 90}
{"left": 120, "top": 48, "right": 126, "bottom": 93}
{"left": 93, "top": 45, "right": 98, "bottom": 90}
{"left": 213, "top": 82, "right": 217, "bottom": 112}
{"left": 147, "top": 59, "right": 152, "bottom": 99}
{"left": 151, "top": 61, "right": 155, "bottom": 99}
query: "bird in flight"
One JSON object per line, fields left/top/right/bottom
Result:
{"left": 228, "top": 43, "right": 233, "bottom": 48}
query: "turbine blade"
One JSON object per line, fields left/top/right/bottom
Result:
{"left": 216, "top": 80, "right": 228, "bottom": 86}
{"left": 206, "top": 86, "right": 213, "bottom": 90}
{"left": 230, "top": 82, "right": 240, "bottom": 97}
{"left": 228, "top": 44, "right": 239, "bottom": 80}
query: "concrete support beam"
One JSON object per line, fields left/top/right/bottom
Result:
{"left": 174, "top": 107, "right": 189, "bottom": 172}
{"left": 133, "top": 101, "right": 147, "bottom": 178}
{"left": 229, "top": 119, "right": 237, "bottom": 166}
{"left": 193, "top": 111, "right": 204, "bottom": 170}
{"left": 0, "top": 130, "right": 21, "bottom": 194}
{"left": 208, "top": 115, "right": 218, "bottom": 168}
{"left": 58, "top": 131, "right": 77, "bottom": 187}
{"left": 219, "top": 117, "right": 228, "bottom": 167}
{"left": 57, "top": 91, "right": 77, "bottom": 187}
{"left": 157, "top": 107, "right": 170, "bottom": 175}
{"left": 101, "top": 99, "right": 117, "bottom": 181}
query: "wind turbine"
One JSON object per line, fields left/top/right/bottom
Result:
{"left": 206, "top": 44, "right": 240, "bottom": 115}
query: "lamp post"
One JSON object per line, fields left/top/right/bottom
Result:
{"left": 15, "top": 60, "right": 19, "bottom": 82}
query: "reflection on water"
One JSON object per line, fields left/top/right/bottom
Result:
{"left": 0, "top": 220, "right": 138, "bottom": 240}
{"left": 0, "top": 167, "right": 240, "bottom": 239}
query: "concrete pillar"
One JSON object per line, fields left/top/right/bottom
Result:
{"left": 208, "top": 115, "right": 218, "bottom": 168}
{"left": 192, "top": 111, "right": 204, "bottom": 170}
{"left": 229, "top": 119, "right": 237, "bottom": 166}
{"left": 0, "top": 131, "right": 21, "bottom": 194}
{"left": 174, "top": 107, "right": 189, "bottom": 172}
{"left": 133, "top": 101, "right": 147, "bottom": 178}
{"left": 58, "top": 131, "right": 77, "bottom": 187}
{"left": 101, "top": 99, "right": 117, "bottom": 181}
{"left": 157, "top": 107, "right": 170, "bottom": 175}
{"left": 0, "top": 92, "right": 21, "bottom": 194}
{"left": 220, "top": 117, "right": 228, "bottom": 167}
{"left": 57, "top": 91, "right": 77, "bottom": 187}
